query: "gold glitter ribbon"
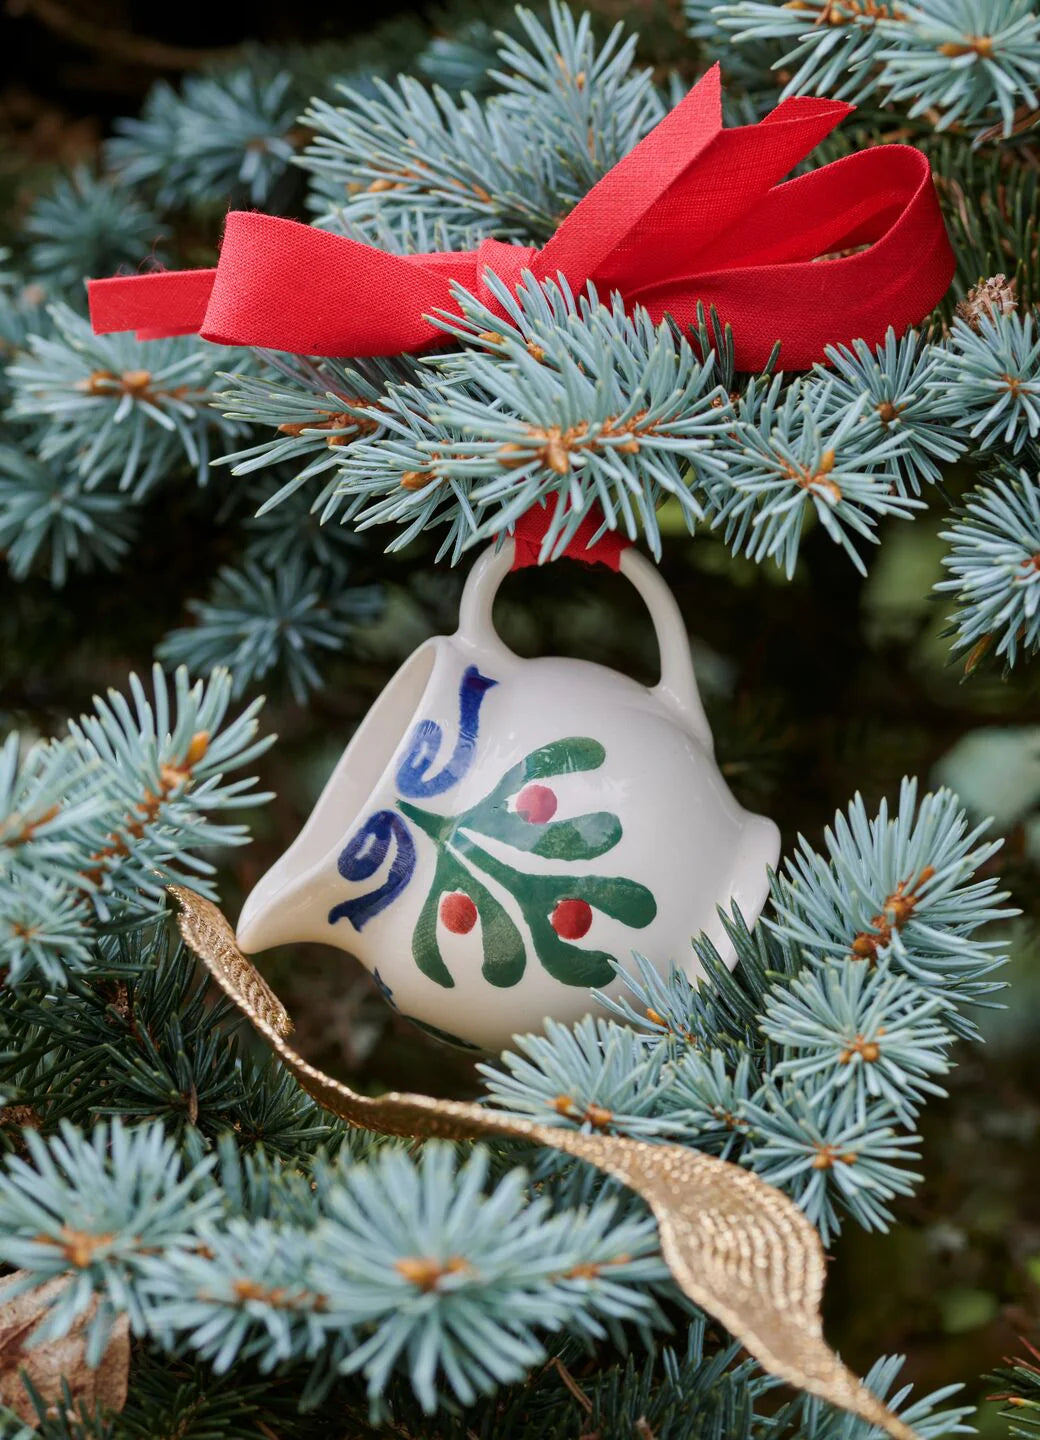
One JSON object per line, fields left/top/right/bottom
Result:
{"left": 171, "top": 885, "right": 920, "bottom": 1440}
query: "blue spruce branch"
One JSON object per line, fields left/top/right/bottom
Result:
{"left": 481, "top": 777, "right": 1011, "bottom": 1241}
{"left": 106, "top": 69, "right": 303, "bottom": 210}
{"left": 156, "top": 556, "right": 383, "bottom": 702}
{"left": 0, "top": 665, "right": 272, "bottom": 985}
{"left": 8, "top": 305, "right": 250, "bottom": 496}
{"left": 706, "top": 0, "right": 1040, "bottom": 138}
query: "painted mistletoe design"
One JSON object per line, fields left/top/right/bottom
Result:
{"left": 330, "top": 665, "right": 656, "bottom": 989}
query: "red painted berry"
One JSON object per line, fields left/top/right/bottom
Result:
{"left": 516, "top": 783, "right": 557, "bottom": 824}
{"left": 550, "top": 898, "right": 593, "bottom": 940}
{"left": 440, "top": 892, "right": 478, "bottom": 934}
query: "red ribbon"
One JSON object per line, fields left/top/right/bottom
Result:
{"left": 510, "top": 504, "right": 631, "bottom": 571}
{"left": 88, "top": 65, "right": 954, "bottom": 374}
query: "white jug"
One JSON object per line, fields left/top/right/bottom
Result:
{"left": 237, "top": 541, "right": 780, "bottom": 1051}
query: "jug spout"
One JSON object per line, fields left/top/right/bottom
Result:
{"left": 237, "top": 871, "right": 318, "bottom": 955}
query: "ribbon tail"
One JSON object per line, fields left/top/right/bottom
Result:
{"left": 89, "top": 211, "right": 479, "bottom": 356}
{"left": 198, "top": 212, "right": 465, "bottom": 355}
{"left": 89, "top": 268, "right": 218, "bottom": 342}
{"left": 533, "top": 63, "right": 727, "bottom": 286}
{"left": 535, "top": 66, "right": 852, "bottom": 298}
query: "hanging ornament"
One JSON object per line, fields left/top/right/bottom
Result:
{"left": 235, "top": 515, "right": 779, "bottom": 1050}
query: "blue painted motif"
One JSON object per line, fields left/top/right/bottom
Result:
{"left": 372, "top": 968, "right": 397, "bottom": 1009}
{"left": 329, "top": 667, "right": 496, "bottom": 931}
{"left": 395, "top": 665, "right": 497, "bottom": 799}
{"left": 329, "top": 810, "right": 416, "bottom": 930}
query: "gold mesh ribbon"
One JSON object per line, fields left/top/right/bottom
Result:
{"left": 171, "top": 885, "right": 920, "bottom": 1440}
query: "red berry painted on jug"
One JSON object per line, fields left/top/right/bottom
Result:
{"left": 440, "top": 891, "right": 478, "bottom": 934}
{"left": 516, "top": 783, "right": 557, "bottom": 824}
{"left": 550, "top": 898, "right": 593, "bottom": 940}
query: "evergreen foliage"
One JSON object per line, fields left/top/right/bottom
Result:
{"left": 931, "top": 310, "right": 1040, "bottom": 454}
{"left": 991, "top": 1343, "right": 1040, "bottom": 1435}
{"left": 8, "top": 306, "right": 247, "bottom": 496}
{"left": 708, "top": 0, "right": 1040, "bottom": 136}
{"left": 0, "top": 774, "right": 1008, "bottom": 1427}
{"left": 0, "top": 0, "right": 1037, "bottom": 1432}
{"left": 479, "top": 779, "right": 1011, "bottom": 1241}
{"left": 0, "top": 665, "right": 270, "bottom": 984}
{"left": 301, "top": 5, "right": 664, "bottom": 245}
{"left": 0, "top": 446, "right": 136, "bottom": 586}
{"left": 937, "top": 457, "right": 1040, "bottom": 668}
{"left": 106, "top": 71, "right": 303, "bottom": 210}
{"left": 156, "top": 557, "right": 383, "bottom": 701}
{"left": 23, "top": 170, "right": 165, "bottom": 297}
{"left": 337, "top": 275, "right": 733, "bottom": 561}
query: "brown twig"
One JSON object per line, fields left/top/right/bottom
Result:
{"left": 7, "top": 0, "right": 241, "bottom": 70}
{"left": 550, "top": 1356, "right": 594, "bottom": 1413}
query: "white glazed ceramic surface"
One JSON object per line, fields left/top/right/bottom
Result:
{"left": 237, "top": 542, "right": 781, "bottom": 1051}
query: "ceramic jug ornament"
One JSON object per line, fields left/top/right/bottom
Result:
{"left": 237, "top": 542, "right": 781, "bottom": 1051}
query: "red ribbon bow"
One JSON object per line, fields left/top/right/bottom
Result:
{"left": 89, "top": 65, "right": 953, "bottom": 374}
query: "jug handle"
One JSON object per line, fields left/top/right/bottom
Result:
{"left": 457, "top": 540, "right": 714, "bottom": 753}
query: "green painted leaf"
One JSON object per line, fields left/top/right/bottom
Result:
{"left": 457, "top": 836, "right": 656, "bottom": 989}
{"left": 526, "top": 812, "right": 621, "bottom": 860}
{"left": 471, "top": 738, "right": 608, "bottom": 818}
{"left": 398, "top": 799, "right": 451, "bottom": 843}
{"left": 474, "top": 880, "right": 527, "bottom": 987}
{"left": 465, "top": 806, "right": 622, "bottom": 861}
{"left": 412, "top": 853, "right": 458, "bottom": 989}
{"left": 460, "top": 736, "right": 620, "bottom": 860}
{"left": 399, "top": 734, "right": 656, "bottom": 993}
{"left": 411, "top": 844, "right": 526, "bottom": 989}
{"left": 522, "top": 872, "right": 657, "bottom": 987}
{"left": 564, "top": 874, "right": 658, "bottom": 929}
{"left": 524, "top": 911, "right": 618, "bottom": 988}
{"left": 521, "top": 738, "right": 607, "bottom": 780}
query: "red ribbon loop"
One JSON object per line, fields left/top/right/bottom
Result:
{"left": 88, "top": 64, "right": 954, "bottom": 372}
{"left": 510, "top": 504, "right": 631, "bottom": 571}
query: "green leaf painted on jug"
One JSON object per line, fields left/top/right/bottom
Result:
{"left": 398, "top": 734, "right": 655, "bottom": 990}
